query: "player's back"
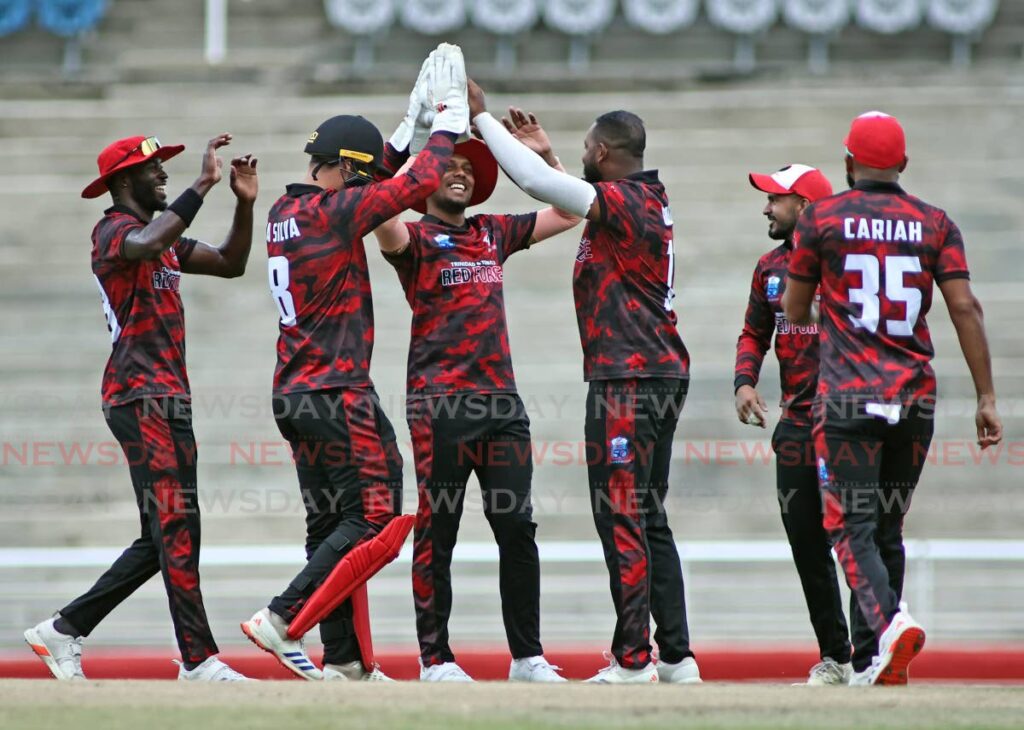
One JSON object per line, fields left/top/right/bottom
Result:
{"left": 573, "top": 171, "right": 689, "bottom": 381}
{"left": 792, "top": 180, "right": 970, "bottom": 404}
{"left": 266, "top": 184, "right": 376, "bottom": 395}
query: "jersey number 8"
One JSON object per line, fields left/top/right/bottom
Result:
{"left": 268, "top": 256, "right": 297, "bottom": 326}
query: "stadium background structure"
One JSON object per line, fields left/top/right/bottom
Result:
{"left": 1, "top": 0, "right": 1023, "bottom": 682}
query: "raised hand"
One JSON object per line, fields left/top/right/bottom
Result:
{"left": 429, "top": 43, "right": 469, "bottom": 138}
{"left": 467, "top": 78, "right": 487, "bottom": 120}
{"left": 229, "top": 153, "right": 258, "bottom": 204}
{"left": 502, "top": 106, "right": 555, "bottom": 164}
{"left": 195, "top": 133, "right": 231, "bottom": 194}
{"left": 392, "top": 54, "right": 436, "bottom": 154}
{"left": 410, "top": 52, "right": 437, "bottom": 154}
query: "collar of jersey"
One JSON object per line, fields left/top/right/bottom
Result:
{"left": 623, "top": 169, "right": 660, "bottom": 184}
{"left": 852, "top": 179, "right": 905, "bottom": 195}
{"left": 286, "top": 183, "right": 327, "bottom": 197}
{"left": 103, "top": 203, "right": 146, "bottom": 222}
{"left": 420, "top": 213, "right": 470, "bottom": 232}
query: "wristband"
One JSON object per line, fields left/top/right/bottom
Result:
{"left": 168, "top": 188, "right": 204, "bottom": 227}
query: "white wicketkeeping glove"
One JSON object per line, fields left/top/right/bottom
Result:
{"left": 389, "top": 54, "right": 435, "bottom": 153}
{"left": 429, "top": 43, "right": 470, "bottom": 140}
{"left": 410, "top": 53, "right": 437, "bottom": 154}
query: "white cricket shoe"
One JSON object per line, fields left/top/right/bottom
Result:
{"left": 849, "top": 603, "right": 925, "bottom": 687}
{"left": 240, "top": 607, "right": 322, "bottom": 681}
{"left": 509, "top": 656, "right": 568, "bottom": 682}
{"left": 177, "top": 656, "right": 250, "bottom": 681}
{"left": 586, "top": 652, "right": 658, "bottom": 684}
{"left": 24, "top": 617, "right": 84, "bottom": 681}
{"left": 849, "top": 665, "right": 875, "bottom": 686}
{"left": 419, "top": 660, "right": 474, "bottom": 682}
{"left": 799, "top": 657, "right": 852, "bottom": 686}
{"left": 323, "top": 660, "right": 394, "bottom": 682}
{"left": 657, "top": 656, "right": 702, "bottom": 684}
{"left": 871, "top": 603, "right": 925, "bottom": 686}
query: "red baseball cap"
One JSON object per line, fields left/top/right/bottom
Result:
{"left": 81, "top": 136, "right": 185, "bottom": 199}
{"left": 844, "top": 111, "right": 907, "bottom": 169}
{"left": 748, "top": 164, "right": 833, "bottom": 202}
{"left": 413, "top": 138, "right": 498, "bottom": 214}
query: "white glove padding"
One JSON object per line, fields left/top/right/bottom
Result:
{"left": 429, "top": 43, "right": 470, "bottom": 140}
{"left": 410, "top": 52, "right": 437, "bottom": 154}
{"left": 389, "top": 54, "right": 434, "bottom": 152}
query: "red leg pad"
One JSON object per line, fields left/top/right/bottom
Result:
{"left": 350, "top": 583, "right": 374, "bottom": 670}
{"left": 286, "top": 514, "right": 414, "bottom": 640}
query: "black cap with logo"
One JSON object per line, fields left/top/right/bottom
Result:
{"left": 304, "top": 115, "right": 384, "bottom": 185}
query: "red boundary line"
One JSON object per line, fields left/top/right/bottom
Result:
{"left": 3, "top": 645, "right": 1024, "bottom": 681}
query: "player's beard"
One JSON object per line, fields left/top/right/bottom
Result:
{"left": 433, "top": 195, "right": 468, "bottom": 217}
{"left": 847, "top": 172, "right": 856, "bottom": 189}
{"left": 583, "top": 160, "right": 602, "bottom": 184}
{"left": 767, "top": 219, "right": 795, "bottom": 241}
{"left": 133, "top": 178, "right": 168, "bottom": 214}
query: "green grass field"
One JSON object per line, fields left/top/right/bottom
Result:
{"left": 2, "top": 681, "right": 1023, "bottom": 730}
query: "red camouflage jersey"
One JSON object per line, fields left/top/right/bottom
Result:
{"left": 573, "top": 170, "right": 689, "bottom": 381}
{"left": 735, "top": 242, "right": 819, "bottom": 427}
{"left": 91, "top": 205, "right": 198, "bottom": 407}
{"left": 266, "top": 133, "right": 455, "bottom": 395}
{"left": 384, "top": 212, "right": 536, "bottom": 398}
{"left": 788, "top": 180, "right": 970, "bottom": 406}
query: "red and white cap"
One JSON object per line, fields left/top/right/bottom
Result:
{"left": 844, "top": 111, "right": 907, "bottom": 169}
{"left": 748, "top": 164, "right": 833, "bottom": 202}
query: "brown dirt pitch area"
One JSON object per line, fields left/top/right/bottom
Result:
{"left": 1, "top": 680, "right": 1023, "bottom": 730}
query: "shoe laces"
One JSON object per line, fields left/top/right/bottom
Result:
{"left": 594, "top": 650, "right": 618, "bottom": 675}
{"left": 526, "top": 657, "right": 564, "bottom": 675}
{"left": 441, "top": 662, "right": 471, "bottom": 680}
{"left": 809, "top": 660, "right": 842, "bottom": 682}
{"left": 57, "top": 637, "right": 84, "bottom": 677}
{"left": 209, "top": 661, "right": 247, "bottom": 681}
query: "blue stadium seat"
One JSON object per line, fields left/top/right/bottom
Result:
{"left": 0, "top": 0, "right": 31, "bottom": 37}
{"left": 37, "top": 0, "right": 106, "bottom": 38}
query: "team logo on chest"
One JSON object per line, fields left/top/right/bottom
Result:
{"left": 765, "top": 275, "right": 781, "bottom": 301}
{"left": 434, "top": 233, "right": 456, "bottom": 249}
{"left": 440, "top": 260, "right": 502, "bottom": 287}
{"left": 153, "top": 266, "right": 181, "bottom": 292}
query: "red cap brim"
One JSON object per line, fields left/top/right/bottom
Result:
{"left": 748, "top": 172, "right": 793, "bottom": 196}
{"left": 413, "top": 140, "right": 498, "bottom": 215}
{"left": 81, "top": 144, "right": 185, "bottom": 199}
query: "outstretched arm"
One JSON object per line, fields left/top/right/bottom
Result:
{"left": 498, "top": 105, "right": 583, "bottom": 244}
{"left": 123, "top": 134, "right": 229, "bottom": 261}
{"left": 181, "top": 154, "right": 258, "bottom": 278}
{"left": 938, "top": 277, "right": 1002, "bottom": 448}
{"left": 371, "top": 154, "right": 418, "bottom": 255}
{"left": 469, "top": 80, "right": 599, "bottom": 221}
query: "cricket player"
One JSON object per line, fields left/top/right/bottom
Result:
{"left": 783, "top": 111, "right": 1002, "bottom": 685}
{"left": 736, "top": 164, "right": 860, "bottom": 685}
{"left": 468, "top": 79, "right": 699, "bottom": 684}
{"left": 372, "top": 106, "right": 580, "bottom": 681}
{"left": 25, "top": 133, "right": 258, "bottom": 681}
{"left": 240, "top": 46, "right": 467, "bottom": 681}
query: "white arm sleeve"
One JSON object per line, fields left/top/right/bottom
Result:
{"left": 473, "top": 112, "right": 597, "bottom": 218}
